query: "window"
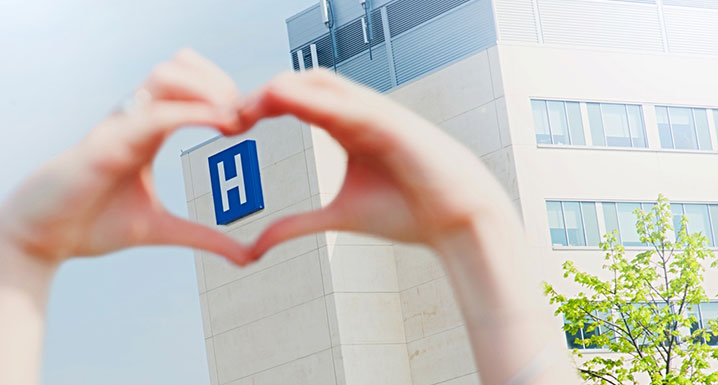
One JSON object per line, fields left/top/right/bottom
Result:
{"left": 547, "top": 202, "right": 568, "bottom": 246}
{"left": 603, "top": 202, "right": 620, "bottom": 242}
{"left": 688, "top": 305, "right": 701, "bottom": 342}
{"left": 564, "top": 202, "right": 586, "bottom": 246}
{"left": 710, "top": 205, "right": 718, "bottom": 247}
{"left": 656, "top": 106, "right": 712, "bottom": 151}
{"left": 564, "top": 311, "right": 610, "bottom": 350}
{"left": 672, "top": 203, "right": 686, "bottom": 236}
{"left": 582, "top": 202, "right": 601, "bottom": 246}
{"left": 546, "top": 201, "right": 600, "bottom": 247}
{"left": 566, "top": 302, "right": 718, "bottom": 350}
{"left": 553, "top": 201, "right": 718, "bottom": 248}
{"left": 602, "top": 202, "right": 643, "bottom": 246}
{"left": 532, "top": 100, "right": 585, "bottom": 145}
{"left": 616, "top": 203, "right": 642, "bottom": 246}
{"left": 699, "top": 303, "right": 718, "bottom": 346}
{"left": 671, "top": 203, "right": 717, "bottom": 246}
{"left": 587, "top": 103, "right": 647, "bottom": 148}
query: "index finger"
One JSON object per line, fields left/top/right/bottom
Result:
{"left": 238, "top": 70, "right": 406, "bottom": 147}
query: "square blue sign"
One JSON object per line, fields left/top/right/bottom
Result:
{"left": 208, "top": 140, "right": 264, "bottom": 225}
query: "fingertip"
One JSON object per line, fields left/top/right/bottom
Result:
{"left": 223, "top": 245, "right": 255, "bottom": 267}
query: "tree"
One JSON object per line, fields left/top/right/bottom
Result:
{"left": 545, "top": 195, "right": 718, "bottom": 385}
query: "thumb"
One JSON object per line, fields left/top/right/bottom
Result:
{"left": 251, "top": 205, "right": 346, "bottom": 261}
{"left": 148, "top": 214, "right": 253, "bottom": 266}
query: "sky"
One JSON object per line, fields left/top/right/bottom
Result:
{"left": 0, "top": 0, "right": 315, "bottom": 384}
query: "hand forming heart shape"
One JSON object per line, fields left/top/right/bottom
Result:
{"left": 0, "top": 49, "right": 511, "bottom": 269}
{"left": 0, "top": 49, "right": 579, "bottom": 385}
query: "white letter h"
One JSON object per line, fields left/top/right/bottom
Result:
{"left": 217, "top": 154, "right": 247, "bottom": 212}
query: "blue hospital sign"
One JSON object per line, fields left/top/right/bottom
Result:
{"left": 208, "top": 140, "right": 264, "bottom": 225}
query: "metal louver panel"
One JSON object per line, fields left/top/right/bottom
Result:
{"left": 291, "top": 9, "right": 384, "bottom": 71}
{"left": 337, "top": 43, "right": 394, "bottom": 92}
{"left": 664, "top": 5, "right": 718, "bottom": 55}
{"left": 334, "top": 9, "right": 386, "bottom": 63}
{"left": 609, "top": 0, "right": 655, "bottom": 3}
{"left": 391, "top": 0, "right": 496, "bottom": 85}
{"left": 387, "top": 0, "right": 471, "bottom": 37}
{"left": 538, "top": 0, "right": 664, "bottom": 52}
{"left": 493, "top": 0, "right": 539, "bottom": 43}
{"left": 287, "top": 5, "right": 327, "bottom": 51}
{"left": 663, "top": 0, "right": 718, "bottom": 8}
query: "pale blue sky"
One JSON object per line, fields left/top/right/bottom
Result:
{"left": 0, "top": 0, "right": 315, "bottom": 384}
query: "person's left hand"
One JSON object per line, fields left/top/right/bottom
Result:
{"left": 0, "top": 49, "right": 252, "bottom": 265}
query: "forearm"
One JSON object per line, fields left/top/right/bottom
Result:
{"left": 434, "top": 203, "right": 578, "bottom": 385}
{"left": 0, "top": 235, "right": 57, "bottom": 385}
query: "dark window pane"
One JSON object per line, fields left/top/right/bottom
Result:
{"left": 532, "top": 100, "right": 552, "bottom": 145}
{"left": 656, "top": 107, "right": 674, "bottom": 149}
{"left": 582, "top": 202, "right": 601, "bottom": 246}
{"left": 669, "top": 107, "right": 698, "bottom": 150}
{"left": 687, "top": 305, "right": 701, "bottom": 343}
{"left": 694, "top": 109, "right": 712, "bottom": 151}
{"left": 547, "top": 201, "right": 567, "bottom": 246}
{"left": 565, "top": 328, "right": 584, "bottom": 349}
{"left": 566, "top": 102, "right": 585, "bottom": 145}
{"left": 597, "top": 310, "right": 614, "bottom": 346}
{"left": 582, "top": 323, "right": 601, "bottom": 349}
{"left": 547, "top": 101, "right": 570, "bottom": 145}
{"left": 701, "top": 303, "right": 718, "bottom": 346}
{"left": 564, "top": 202, "right": 586, "bottom": 246}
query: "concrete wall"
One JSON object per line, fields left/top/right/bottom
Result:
{"left": 496, "top": 42, "right": 718, "bottom": 345}
{"left": 182, "top": 116, "right": 336, "bottom": 385}
{"left": 181, "top": 45, "right": 512, "bottom": 385}
{"left": 183, "top": 29, "right": 718, "bottom": 384}
{"left": 386, "top": 46, "right": 511, "bottom": 385}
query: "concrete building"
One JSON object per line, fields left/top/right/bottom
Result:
{"left": 181, "top": 0, "right": 718, "bottom": 384}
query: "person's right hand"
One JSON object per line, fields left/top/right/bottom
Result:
{"left": 0, "top": 49, "right": 251, "bottom": 265}
{"left": 239, "top": 70, "right": 515, "bottom": 259}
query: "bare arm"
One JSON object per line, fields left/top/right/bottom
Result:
{"left": 436, "top": 210, "right": 576, "bottom": 385}
{"left": 0, "top": 49, "right": 251, "bottom": 385}
{"left": 239, "top": 70, "right": 579, "bottom": 385}
{"left": 0, "top": 55, "right": 578, "bottom": 385}
{"left": 0, "top": 239, "right": 56, "bottom": 385}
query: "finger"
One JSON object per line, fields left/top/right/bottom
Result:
{"left": 239, "top": 70, "right": 380, "bottom": 136}
{"left": 145, "top": 60, "right": 240, "bottom": 110}
{"left": 129, "top": 101, "right": 239, "bottom": 143}
{"left": 172, "top": 48, "right": 240, "bottom": 100}
{"left": 251, "top": 206, "right": 346, "bottom": 261}
{"left": 149, "top": 214, "right": 254, "bottom": 266}
{"left": 92, "top": 101, "right": 238, "bottom": 168}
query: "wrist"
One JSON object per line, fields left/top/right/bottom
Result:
{"left": 431, "top": 204, "right": 538, "bottom": 314}
{"left": 0, "top": 215, "right": 59, "bottom": 281}
{"left": 0, "top": 215, "right": 55, "bottom": 385}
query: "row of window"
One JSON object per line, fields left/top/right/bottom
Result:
{"left": 532, "top": 100, "right": 718, "bottom": 151}
{"left": 567, "top": 302, "right": 718, "bottom": 350}
{"left": 547, "top": 201, "right": 718, "bottom": 248}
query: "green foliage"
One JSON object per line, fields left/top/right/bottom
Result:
{"left": 544, "top": 195, "right": 718, "bottom": 385}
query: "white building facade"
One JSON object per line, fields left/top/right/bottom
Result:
{"left": 181, "top": 1, "right": 718, "bottom": 384}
